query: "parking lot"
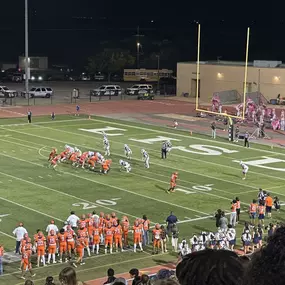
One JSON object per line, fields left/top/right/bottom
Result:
{"left": 0, "top": 81, "right": 175, "bottom": 106}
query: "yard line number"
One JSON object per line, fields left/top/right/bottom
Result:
{"left": 72, "top": 198, "right": 121, "bottom": 209}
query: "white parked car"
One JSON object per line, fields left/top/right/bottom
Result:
{"left": 90, "top": 85, "right": 122, "bottom": 96}
{"left": 21, "top": 87, "right": 53, "bottom": 98}
{"left": 126, "top": 84, "right": 154, "bottom": 95}
{"left": 0, "top": 86, "right": 17, "bottom": 98}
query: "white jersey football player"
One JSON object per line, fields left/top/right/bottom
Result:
{"left": 74, "top": 147, "right": 82, "bottom": 156}
{"left": 96, "top": 152, "right": 104, "bottom": 163}
{"left": 103, "top": 138, "right": 110, "bottom": 156}
{"left": 240, "top": 161, "right": 249, "bottom": 180}
{"left": 119, "top": 160, "right": 131, "bottom": 172}
{"left": 88, "top": 151, "right": 94, "bottom": 157}
{"left": 124, "top": 144, "right": 132, "bottom": 159}
{"left": 141, "top": 149, "right": 150, "bottom": 168}
{"left": 102, "top": 131, "right": 108, "bottom": 140}
{"left": 166, "top": 140, "right": 172, "bottom": 153}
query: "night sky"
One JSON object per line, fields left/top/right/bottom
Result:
{"left": 0, "top": 1, "right": 284, "bottom": 69}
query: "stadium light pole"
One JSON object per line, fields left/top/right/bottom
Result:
{"left": 25, "top": 0, "right": 29, "bottom": 105}
{"left": 242, "top": 27, "right": 250, "bottom": 120}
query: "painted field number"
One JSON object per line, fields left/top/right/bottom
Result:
{"left": 72, "top": 198, "right": 121, "bottom": 209}
{"left": 176, "top": 184, "right": 213, "bottom": 194}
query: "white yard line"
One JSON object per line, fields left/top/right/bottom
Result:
{"left": 0, "top": 118, "right": 88, "bottom": 127}
{"left": 0, "top": 165, "right": 153, "bottom": 223}
{"left": 0, "top": 152, "right": 215, "bottom": 216}
{"left": 0, "top": 231, "right": 16, "bottom": 240}
{"left": 20, "top": 123, "right": 285, "bottom": 185}
{"left": 0, "top": 129, "right": 262, "bottom": 191}
{"left": 0, "top": 196, "right": 64, "bottom": 222}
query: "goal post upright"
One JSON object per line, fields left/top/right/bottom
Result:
{"left": 194, "top": 26, "right": 250, "bottom": 121}
{"left": 242, "top": 27, "right": 250, "bottom": 120}
{"left": 195, "top": 23, "right": 201, "bottom": 111}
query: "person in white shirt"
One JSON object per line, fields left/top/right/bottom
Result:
{"left": 66, "top": 211, "right": 80, "bottom": 230}
{"left": 13, "top": 223, "right": 28, "bottom": 253}
{"left": 240, "top": 161, "right": 249, "bottom": 180}
{"left": 46, "top": 220, "right": 59, "bottom": 235}
{"left": 92, "top": 211, "right": 99, "bottom": 223}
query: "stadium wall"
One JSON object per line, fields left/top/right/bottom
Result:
{"left": 177, "top": 62, "right": 285, "bottom": 103}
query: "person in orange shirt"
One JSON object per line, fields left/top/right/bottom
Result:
{"left": 69, "top": 152, "right": 78, "bottom": 166}
{"left": 167, "top": 172, "right": 178, "bottom": 193}
{"left": 58, "top": 228, "right": 68, "bottom": 263}
{"left": 48, "top": 148, "right": 57, "bottom": 161}
{"left": 133, "top": 221, "right": 143, "bottom": 252}
{"left": 92, "top": 222, "right": 101, "bottom": 254}
{"left": 34, "top": 231, "right": 46, "bottom": 267}
{"left": 86, "top": 214, "right": 94, "bottom": 248}
{"left": 73, "top": 236, "right": 86, "bottom": 268}
{"left": 19, "top": 233, "right": 29, "bottom": 269}
{"left": 47, "top": 230, "right": 58, "bottom": 264}
{"left": 142, "top": 215, "right": 150, "bottom": 246}
{"left": 78, "top": 225, "right": 90, "bottom": 257}
{"left": 265, "top": 193, "right": 273, "bottom": 218}
{"left": 110, "top": 212, "right": 117, "bottom": 225}
{"left": 104, "top": 222, "right": 114, "bottom": 254}
{"left": 50, "top": 154, "right": 61, "bottom": 169}
{"left": 249, "top": 199, "right": 258, "bottom": 225}
{"left": 113, "top": 221, "right": 124, "bottom": 252}
{"left": 101, "top": 160, "right": 110, "bottom": 174}
{"left": 21, "top": 239, "right": 35, "bottom": 280}
{"left": 121, "top": 216, "right": 130, "bottom": 248}
{"left": 66, "top": 225, "right": 76, "bottom": 261}
{"left": 88, "top": 155, "right": 97, "bottom": 170}
{"left": 152, "top": 224, "right": 161, "bottom": 254}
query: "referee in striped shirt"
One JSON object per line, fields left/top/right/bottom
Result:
{"left": 161, "top": 141, "right": 167, "bottom": 159}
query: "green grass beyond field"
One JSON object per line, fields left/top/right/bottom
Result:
{"left": 0, "top": 114, "right": 284, "bottom": 284}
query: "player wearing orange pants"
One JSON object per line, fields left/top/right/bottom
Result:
{"left": 104, "top": 223, "right": 114, "bottom": 254}
{"left": 113, "top": 221, "right": 124, "bottom": 252}
{"left": 133, "top": 221, "right": 143, "bottom": 252}
{"left": 58, "top": 229, "right": 68, "bottom": 263}
{"left": 73, "top": 236, "right": 86, "bottom": 268}
{"left": 34, "top": 232, "right": 46, "bottom": 267}
{"left": 66, "top": 226, "right": 75, "bottom": 260}
{"left": 152, "top": 225, "right": 162, "bottom": 254}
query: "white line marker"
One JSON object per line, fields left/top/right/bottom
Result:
{"left": 0, "top": 230, "right": 16, "bottom": 240}
{"left": 38, "top": 176, "right": 43, "bottom": 178}
{"left": 0, "top": 197, "right": 64, "bottom": 222}
{"left": 47, "top": 174, "right": 52, "bottom": 177}
{"left": 28, "top": 177, "right": 33, "bottom": 180}
{"left": 11, "top": 150, "right": 15, "bottom": 152}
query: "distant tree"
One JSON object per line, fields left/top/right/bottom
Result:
{"left": 87, "top": 49, "right": 135, "bottom": 81}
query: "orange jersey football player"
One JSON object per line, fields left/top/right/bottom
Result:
{"left": 167, "top": 172, "right": 178, "bottom": 193}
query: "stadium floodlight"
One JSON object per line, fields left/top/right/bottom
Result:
{"left": 195, "top": 24, "right": 251, "bottom": 121}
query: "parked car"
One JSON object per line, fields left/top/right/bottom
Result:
{"left": 0, "top": 86, "right": 17, "bottom": 98}
{"left": 21, "top": 87, "right": 53, "bottom": 98}
{"left": 126, "top": 84, "right": 154, "bottom": 95}
{"left": 94, "top": 72, "right": 105, "bottom": 81}
{"left": 138, "top": 92, "right": 154, "bottom": 100}
{"left": 90, "top": 85, "right": 122, "bottom": 96}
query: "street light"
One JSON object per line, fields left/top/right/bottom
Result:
{"left": 156, "top": 55, "right": 160, "bottom": 93}
{"left": 25, "top": 0, "right": 29, "bottom": 103}
{"left": 137, "top": 42, "right": 140, "bottom": 69}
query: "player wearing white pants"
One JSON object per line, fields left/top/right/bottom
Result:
{"left": 119, "top": 160, "right": 131, "bottom": 172}
{"left": 240, "top": 161, "right": 249, "bottom": 180}
{"left": 141, "top": 149, "right": 150, "bottom": 168}
{"left": 124, "top": 144, "right": 132, "bottom": 159}
{"left": 103, "top": 139, "right": 110, "bottom": 156}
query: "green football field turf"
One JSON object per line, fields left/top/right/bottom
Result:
{"left": 0, "top": 114, "right": 284, "bottom": 284}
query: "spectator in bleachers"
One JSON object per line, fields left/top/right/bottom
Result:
{"left": 113, "top": 277, "right": 127, "bottom": 285}
{"left": 137, "top": 274, "right": 151, "bottom": 285}
{"left": 129, "top": 268, "right": 141, "bottom": 285}
{"left": 245, "top": 226, "right": 285, "bottom": 285}
{"left": 103, "top": 268, "right": 116, "bottom": 284}
{"left": 154, "top": 279, "right": 179, "bottom": 285}
{"left": 176, "top": 249, "right": 244, "bottom": 285}
{"left": 59, "top": 266, "right": 83, "bottom": 285}
{"left": 45, "top": 276, "right": 56, "bottom": 285}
